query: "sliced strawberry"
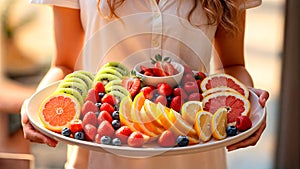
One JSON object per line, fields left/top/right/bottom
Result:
{"left": 157, "top": 83, "right": 172, "bottom": 96}
{"left": 152, "top": 67, "right": 168, "bottom": 77}
{"left": 82, "top": 111, "right": 98, "bottom": 127}
{"left": 127, "top": 131, "right": 144, "bottom": 147}
{"left": 83, "top": 124, "right": 97, "bottom": 141}
{"left": 121, "top": 77, "right": 141, "bottom": 98}
{"left": 115, "top": 126, "right": 133, "bottom": 144}
{"left": 158, "top": 130, "right": 177, "bottom": 147}
{"left": 162, "top": 62, "right": 176, "bottom": 76}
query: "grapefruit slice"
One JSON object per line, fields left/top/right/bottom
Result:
{"left": 39, "top": 93, "right": 81, "bottom": 133}
{"left": 202, "top": 91, "right": 250, "bottom": 125}
{"left": 201, "top": 86, "right": 239, "bottom": 98}
{"left": 181, "top": 101, "right": 202, "bottom": 125}
{"left": 211, "top": 108, "right": 228, "bottom": 140}
{"left": 200, "top": 74, "right": 249, "bottom": 98}
{"left": 194, "top": 111, "right": 213, "bottom": 142}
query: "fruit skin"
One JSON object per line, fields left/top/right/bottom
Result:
{"left": 194, "top": 71, "right": 206, "bottom": 81}
{"left": 69, "top": 119, "right": 83, "bottom": 134}
{"left": 158, "top": 130, "right": 177, "bottom": 147}
{"left": 188, "top": 92, "right": 203, "bottom": 101}
{"left": 184, "top": 81, "right": 199, "bottom": 94}
{"left": 172, "top": 87, "right": 188, "bottom": 101}
{"left": 140, "top": 86, "right": 154, "bottom": 100}
{"left": 226, "top": 126, "right": 238, "bottom": 136}
{"left": 181, "top": 73, "right": 195, "bottom": 84}
{"left": 127, "top": 131, "right": 144, "bottom": 147}
{"left": 81, "top": 100, "right": 99, "bottom": 117}
{"left": 101, "top": 93, "right": 117, "bottom": 106}
{"left": 111, "top": 120, "right": 121, "bottom": 130}
{"left": 112, "top": 138, "right": 122, "bottom": 146}
{"left": 183, "top": 64, "right": 193, "bottom": 75}
{"left": 97, "top": 110, "right": 113, "bottom": 124}
{"left": 157, "top": 83, "right": 172, "bottom": 96}
{"left": 100, "top": 102, "right": 115, "bottom": 114}
{"left": 111, "top": 111, "right": 120, "bottom": 120}
{"left": 97, "top": 121, "right": 115, "bottom": 138}
{"left": 85, "top": 88, "right": 97, "bottom": 103}
{"left": 176, "top": 135, "right": 189, "bottom": 147}
{"left": 154, "top": 95, "right": 168, "bottom": 106}
{"left": 235, "top": 116, "right": 252, "bottom": 131}
{"left": 94, "top": 81, "right": 106, "bottom": 101}
{"left": 100, "top": 136, "right": 112, "bottom": 145}
{"left": 83, "top": 124, "right": 97, "bottom": 141}
{"left": 170, "top": 96, "right": 183, "bottom": 112}
{"left": 82, "top": 111, "right": 98, "bottom": 127}
{"left": 115, "top": 126, "right": 132, "bottom": 144}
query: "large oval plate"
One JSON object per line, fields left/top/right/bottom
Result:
{"left": 27, "top": 81, "right": 265, "bottom": 158}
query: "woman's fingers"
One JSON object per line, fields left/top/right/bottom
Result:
{"left": 249, "top": 87, "right": 270, "bottom": 107}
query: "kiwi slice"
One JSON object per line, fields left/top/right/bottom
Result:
{"left": 105, "top": 85, "right": 130, "bottom": 96}
{"left": 55, "top": 88, "right": 84, "bottom": 105}
{"left": 74, "top": 70, "right": 95, "bottom": 81}
{"left": 102, "top": 62, "right": 129, "bottom": 76}
{"left": 108, "top": 90, "right": 127, "bottom": 105}
{"left": 105, "top": 79, "right": 122, "bottom": 89}
{"left": 63, "top": 77, "right": 89, "bottom": 90}
{"left": 65, "top": 73, "right": 93, "bottom": 89}
{"left": 58, "top": 81, "right": 88, "bottom": 99}
{"left": 97, "top": 67, "right": 123, "bottom": 79}
{"left": 94, "top": 74, "right": 121, "bottom": 85}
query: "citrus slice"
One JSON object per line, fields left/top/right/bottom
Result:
{"left": 168, "top": 109, "right": 197, "bottom": 137}
{"left": 202, "top": 91, "right": 250, "bottom": 125}
{"left": 181, "top": 101, "right": 202, "bottom": 125}
{"left": 131, "top": 92, "right": 146, "bottom": 123}
{"left": 39, "top": 93, "right": 81, "bottom": 133}
{"left": 194, "top": 111, "right": 213, "bottom": 142}
{"left": 119, "top": 96, "right": 140, "bottom": 132}
{"left": 211, "top": 108, "right": 228, "bottom": 140}
{"left": 143, "top": 99, "right": 165, "bottom": 127}
{"left": 201, "top": 86, "right": 239, "bottom": 98}
{"left": 200, "top": 73, "right": 249, "bottom": 98}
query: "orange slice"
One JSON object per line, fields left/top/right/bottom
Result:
{"left": 39, "top": 93, "right": 81, "bottom": 133}
{"left": 211, "top": 108, "right": 228, "bottom": 140}
{"left": 181, "top": 101, "right": 202, "bottom": 125}
{"left": 200, "top": 73, "right": 249, "bottom": 98}
{"left": 119, "top": 96, "right": 140, "bottom": 132}
{"left": 194, "top": 111, "right": 213, "bottom": 142}
{"left": 202, "top": 91, "right": 250, "bottom": 125}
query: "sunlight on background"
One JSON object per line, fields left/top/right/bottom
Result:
{"left": 0, "top": 0, "right": 285, "bottom": 168}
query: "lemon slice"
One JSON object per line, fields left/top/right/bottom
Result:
{"left": 194, "top": 111, "right": 213, "bottom": 142}
{"left": 211, "top": 108, "right": 228, "bottom": 140}
{"left": 181, "top": 101, "right": 202, "bottom": 125}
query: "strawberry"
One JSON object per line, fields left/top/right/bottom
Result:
{"left": 188, "top": 92, "right": 203, "bottom": 101}
{"left": 100, "top": 102, "right": 115, "bottom": 114}
{"left": 236, "top": 116, "right": 252, "bottom": 131}
{"left": 127, "top": 131, "right": 144, "bottom": 147}
{"left": 172, "top": 87, "right": 188, "bottom": 100}
{"left": 152, "top": 67, "right": 168, "bottom": 77}
{"left": 140, "top": 86, "right": 155, "bottom": 99}
{"left": 85, "top": 88, "right": 97, "bottom": 103}
{"left": 97, "top": 110, "right": 113, "bottom": 124}
{"left": 183, "top": 64, "right": 193, "bottom": 75}
{"left": 181, "top": 73, "right": 196, "bottom": 84}
{"left": 158, "top": 130, "right": 177, "bottom": 147}
{"left": 97, "top": 121, "right": 115, "bottom": 138}
{"left": 194, "top": 71, "right": 206, "bottom": 81}
{"left": 183, "top": 81, "right": 199, "bottom": 94}
{"left": 83, "top": 124, "right": 97, "bottom": 141}
{"left": 82, "top": 111, "right": 98, "bottom": 127}
{"left": 154, "top": 95, "right": 168, "bottom": 106}
{"left": 157, "top": 83, "right": 172, "bottom": 96}
{"left": 81, "top": 100, "right": 99, "bottom": 117}
{"left": 144, "top": 71, "right": 154, "bottom": 76}
{"left": 115, "top": 126, "right": 133, "bottom": 144}
{"left": 151, "top": 54, "right": 176, "bottom": 76}
{"left": 101, "top": 93, "right": 117, "bottom": 106}
{"left": 162, "top": 62, "right": 176, "bottom": 76}
{"left": 69, "top": 119, "right": 83, "bottom": 134}
{"left": 121, "top": 77, "right": 141, "bottom": 98}
{"left": 94, "top": 81, "right": 106, "bottom": 102}
{"left": 170, "top": 96, "right": 183, "bottom": 112}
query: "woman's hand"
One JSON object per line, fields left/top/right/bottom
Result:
{"left": 21, "top": 99, "right": 58, "bottom": 147}
{"left": 226, "top": 88, "right": 269, "bottom": 151}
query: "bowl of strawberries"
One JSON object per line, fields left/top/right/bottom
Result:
{"left": 134, "top": 55, "right": 184, "bottom": 87}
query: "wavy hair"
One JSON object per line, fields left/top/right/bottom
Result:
{"left": 97, "top": 0, "right": 240, "bottom": 33}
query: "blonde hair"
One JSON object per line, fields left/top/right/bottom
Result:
{"left": 97, "top": 0, "right": 239, "bottom": 33}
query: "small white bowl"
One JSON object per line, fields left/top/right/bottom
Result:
{"left": 134, "top": 61, "right": 184, "bottom": 88}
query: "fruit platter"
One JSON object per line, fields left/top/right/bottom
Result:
{"left": 26, "top": 55, "right": 266, "bottom": 158}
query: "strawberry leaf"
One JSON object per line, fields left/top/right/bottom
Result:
{"left": 155, "top": 54, "right": 162, "bottom": 61}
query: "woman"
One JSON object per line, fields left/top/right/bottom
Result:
{"left": 22, "top": 0, "right": 269, "bottom": 168}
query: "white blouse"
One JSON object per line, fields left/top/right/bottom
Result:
{"left": 29, "top": 0, "right": 261, "bottom": 169}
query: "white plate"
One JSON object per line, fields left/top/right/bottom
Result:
{"left": 27, "top": 81, "right": 266, "bottom": 158}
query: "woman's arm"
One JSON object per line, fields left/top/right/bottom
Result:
{"left": 213, "top": 10, "right": 269, "bottom": 151}
{"left": 21, "top": 6, "right": 85, "bottom": 146}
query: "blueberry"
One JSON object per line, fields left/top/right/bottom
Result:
{"left": 112, "top": 138, "right": 122, "bottom": 146}
{"left": 166, "top": 95, "right": 173, "bottom": 103}
{"left": 95, "top": 111, "right": 100, "bottom": 117}
{"left": 112, "top": 120, "right": 121, "bottom": 130}
{"left": 114, "top": 105, "right": 119, "bottom": 111}
{"left": 95, "top": 102, "right": 102, "bottom": 110}
{"left": 74, "top": 131, "right": 85, "bottom": 140}
{"left": 98, "top": 93, "right": 105, "bottom": 100}
{"left": 61, "top": 127, "right": 71, "bottom": 137}
{"left": 226, "top": 126, "right": 238, "bottom": 136}
{"left": 112, "top": 111, "right": 120, "bottom": 120}
{"left": 176, "top": 135, "right": 189, "bottom": 147}
{"left": 100, "top": 136, "right": 112, "bottom": 145}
